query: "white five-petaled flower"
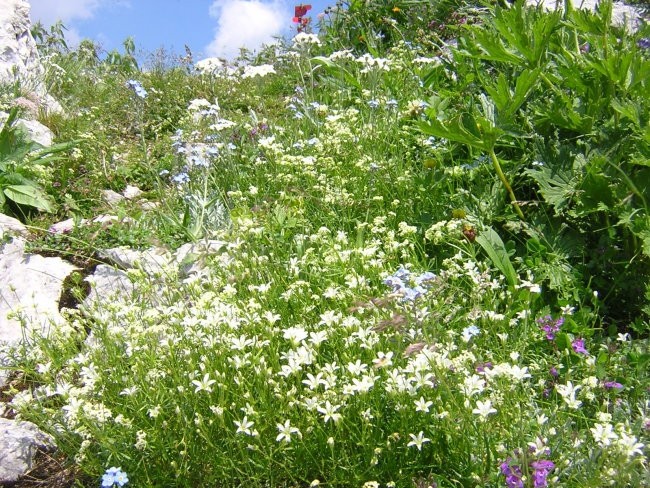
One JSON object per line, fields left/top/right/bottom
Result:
{"left": 407, "top": 431, "right": 431, "bottom": 451}
{"left": 590, "top": 422, "right": 617, "bottom": 447}
{"left": 472, "top": 399, "right": 497, "bottom": 420}
{"left": 317, "top": 401, "right": 342, "bottom": 424}
{"left": 373, "top": 351, "right": 393, "bottom": 368}
{"left": 276, "top": 419, "right": 301, "bottom": 443}
{"left": 192, "top": 373, "right": 216, "bottom": 393}
{"left": 234, "top": 416, "right": 255, "bottom": 436}
{"left": 556, "top": 381, "right": 582, "bottom": 409}
{"left": 414, "top": 396, "right": 433, "bottom": 413}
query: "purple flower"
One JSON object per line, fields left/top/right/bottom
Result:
{"left": 500, "top": 458, "right": 524, "bottom": 488}
{"left": 530, "top": 459, "right": 554, "bottom": 488}
{"left": 549, "top": 366, "right": 559, "bottom": 378}
{"left": 603, "top": 381, "right": 623, "bottom": 390}
{"left": 537, "top": 315, "right": 563, "bottom": 341}
{"left": 476, "top": 361, "right": 493, "bottom": 373}
{"left": 572, "top": 338, "right": 588, "bottom": 355}
{"left": 637, "top": 38, "right": 650, "bottom": 50}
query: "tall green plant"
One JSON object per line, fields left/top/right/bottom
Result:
{"left": 0, "top": 108, "right": 73, "bottom": 218}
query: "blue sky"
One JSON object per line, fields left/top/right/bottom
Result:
{"left": 29, "top": 0, "right": 332, "bottom": 61}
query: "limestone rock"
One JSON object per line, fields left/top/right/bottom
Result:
{"left": 123, "top": 185, "right": 143, "bottom": 200}
{"left": 0, "top": 111, "right": 54, "bottom": 147}
{"left": 0, "top": 417, "right": 54, "bottom": 485}
{"left": 0, "top": 0, "right": 62, "bottom": 114}
{"left": 101, "top": 189, "right": 125, "bottom": 207}
{"left": 0, "top": 238, "right": 77, "bottom": 346}
{"left": 99, "top": 246, "right": 171, "bottom": 276}
{"left": 0, "top": 213, "right": 28, "bottom": 237}
{"left": 83, "top": 264, "right": 134, "bottom": 309}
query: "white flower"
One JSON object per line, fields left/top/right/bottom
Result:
{"left": 472, "top": 399, "right": 497, "bottom": 420}
{"left": 590, "top": 422, "right": 617, "bottom": 447}
{"left": 414, "top": 396, "right": 433, "bottom": 413}
{"left": 234, "top": 416, "right": 255, "bottom": 436}
{"left": 292, "top": 32, "right": 321, "bottom": 46}
{"left": 195, "top": 57, "right": 225, "bottom": 74}
{"left": 242, "top": 64, "right": 276, "bottom": 78}
{"left": 276, "top": 419, "right": 301, "bottom": 443}
{"left": 373, "top": 351, "right": 393, "bottom": 368}
{"left": 615, "top": 431, "right": 644, "bottom": 459}
{"left": 407, "top": 431, "right": 431, "bottom": 451}
{"left": 556, "top": 381, "right": 582, "bottom": 409}
{"left": 192, "top": 373, "right": 216, "bottom": 393}
{"left": 317, "top": 401, "right": 342, "bottom": 424}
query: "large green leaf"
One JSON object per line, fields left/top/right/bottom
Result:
{"left": 4, "top": 184, "right": 54, "bottom": 212}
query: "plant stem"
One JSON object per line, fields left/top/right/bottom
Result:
{"left": 489, "top": 148, "right": 525, "bottom": 220}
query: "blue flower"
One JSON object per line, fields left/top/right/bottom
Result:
{"left": 125, "top": 80, "right": 147, "bottom": 99}
{"left": 172, "top": 172, "right": 190, "bottom": 184}
{"left": 367, "top": 99, "right": 380, "bottom": 109}
{"left": 461, "top": 325, "right": 480, "bottom": 342}
{"left": 101, "top": 467, "right": 129, "bottom": 487}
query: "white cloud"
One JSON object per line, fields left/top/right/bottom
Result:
{"left": 205, "top": 0, "right": 290, "bottom": 60}
{"left": 29, "top": 0, "right": 130, "bottom": 26}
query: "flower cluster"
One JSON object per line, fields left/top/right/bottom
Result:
{"left": 101, "top": 467, "right": 128, "bottom": 487}
{"left": 125, "top": 79, "right": 147, "bottom": 99}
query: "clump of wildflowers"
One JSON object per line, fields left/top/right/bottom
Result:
{"left": 500, "top": 455, "right": 555, "bottom": 488}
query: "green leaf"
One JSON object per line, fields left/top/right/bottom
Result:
{"left": 3, "top": 184, "right": 54, "bottom": 212}
{"left": 476, "top": 226, "right": 518, "bottom": 287}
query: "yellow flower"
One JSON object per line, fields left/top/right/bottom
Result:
{"left": 392, "top": 6, "right": 401, "bottom": 13}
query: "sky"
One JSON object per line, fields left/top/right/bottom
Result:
{"left": 28, "top": 0, "right": 332, "bottom": 62}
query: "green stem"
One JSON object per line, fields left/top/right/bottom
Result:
{"left": 489, "top": 148, "right": 525, "bottom": 220}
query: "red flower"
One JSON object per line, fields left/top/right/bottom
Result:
{"left": 294, "top": 4, "right": 312, "bottom": 18}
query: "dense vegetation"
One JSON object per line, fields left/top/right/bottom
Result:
{"left": 1, "top": 1, "right": 648, "bottom": 486}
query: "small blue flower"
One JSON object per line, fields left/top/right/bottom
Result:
{"left": 125, "top": 80, "right": 147, "bottom": 99}
{"left": 637, "top": 38, "right": 650, "bottom": 50}
{"left": 462, "top": 325, "right": 480, "bottom": 342}
{"left": 172, "top": 172, "right": 190, "bottom": 184}
{"left": 101, "top": 467, "right": 128, "bottom": 487}
{"left": 367, "top": 99, "right": 380, "bottom": 109}
{"left": 386, "top": 99, "right": 398, "bottom": 109}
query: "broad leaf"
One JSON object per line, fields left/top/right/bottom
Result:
{"left": 4, "top": 184, "right": 54, "bottom": 212}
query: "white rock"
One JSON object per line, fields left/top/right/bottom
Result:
{"left": 0, "top": 213, "right": 28, "bottom": 237}
{"left": 83, "top": 264, "right": 134, "bottom": 309}
{"left": 0, "top": 417, "right": 54, "bottom": 484}
{"left": 0, "top": 111, "right": 53, "bottom": 147}
{"left": 122, "top": 185, "right": 143, "bottom": 200}
{"left": 99, "top": 246, "right": 171, "bottom": 275}
{"left": 0, "top": 238, "right": 77, "bottom": 346}
{"left": 101, "top": 189, "right": 125, "bottom": 207}
{"left": 0, "top": 0, "right": 62, "bottom": 114}
{"left": 48, "top": 217, "right": 78, "bottom": 234}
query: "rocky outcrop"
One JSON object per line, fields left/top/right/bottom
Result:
{"left": 0, "top": 417, "right": 55, "bottom": 485}
{"left": 0, "top": 0, "right": 62, "bottom": 114}
{"left": 0, "top": 237, "right": 77, "bottom": 345}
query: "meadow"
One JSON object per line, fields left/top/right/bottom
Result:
{"left": 1, "top": 1, "right": 649, "bottom": 486}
